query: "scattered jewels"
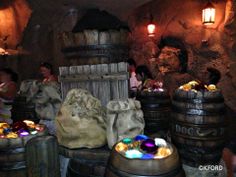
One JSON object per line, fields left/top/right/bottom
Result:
{"left": 142, "top": 80, "right": 164, "bottom": 92}
{"left": 0, "top": 120, "right": 44, "bottom": 138}
{"left": 115, "top": 135, "right": 172, "bottom": 160}
{"left": 179, "top": 80, "right": 217, "bottom": 92}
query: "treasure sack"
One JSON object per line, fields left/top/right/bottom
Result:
{"left": 56, "top": 89, "right": 107, "bottom": 149}
{"left": 106, "top": 98, "right": 145, "bottom": 149}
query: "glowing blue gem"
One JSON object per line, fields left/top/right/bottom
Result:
{"left": 141, "top": 153, "right": 154, "bottom": 160}
{"left": 134, "top": 134, "right": 149, "bottom": 141}
{"left": 3, "top": 128, "right": 11, "bottom": 134}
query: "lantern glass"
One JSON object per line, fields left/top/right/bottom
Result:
{"left": 147, "top": 23, "right": 156, "bottom": 37}
{"left": 202, "top": 3, "right": 215, "bottom": 25}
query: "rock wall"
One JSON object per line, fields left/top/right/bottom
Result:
{"left": 0, "top": 0, "right": 31, "bottom": 49}
{"left": 128, "top": 0, "right": 236, "bottom": 111}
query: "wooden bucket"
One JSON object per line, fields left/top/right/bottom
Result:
{"left": 0, "top": 125, "right": 48, "bottom": 177}
{"left": 59, "top": 146, "right": 110, "bottom": 177}
{"left": 11, "top": 96, "right": 39, "bottom": 123}
{"left": 171, "top": 89, "right": 227, "bottom": 167}
{"left": 105, "top": 142, "right": 185, "bottom": 177}
{"left": 136, "top": 91, "right": 171, "bottom": 135}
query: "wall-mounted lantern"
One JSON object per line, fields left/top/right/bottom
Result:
{"left": 202, "top": 1, "right": 215, "bottom": 25}
{"left": 147, "top": 14, "right": 156, "bottom": 37}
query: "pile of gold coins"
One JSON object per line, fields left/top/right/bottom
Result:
{"left": 179, "top": 81, "right": 217, "bottom": 92}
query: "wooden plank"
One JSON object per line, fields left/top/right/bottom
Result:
{"left": 69, "top": 66, "right": 78, "bottom": 90}
{"left": 100, "top": 64, "right": 110, "bottom": 106}
{"left": 58, "top": 72, "right": 129, "bottom": 82}
{"left": 90, "top": 65, "right": 99, "bottom": 98}
{"left": 118, "top": 62, "right": 129, "bottom": 99}
{"left": 76, "top": 65, "right": 86, "bottom": 90}
{"left": 59, "top": 67, "right": 69, "bottom": 100}
{"left": 82, "top": 65, "right": 91, "bottom": 91}
{"left": 109, "top": 63, "right": 119, "bottom": 100}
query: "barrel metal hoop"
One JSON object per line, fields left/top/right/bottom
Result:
{"left": 141, "top": 103, "right": 170, "bottom": 109}
{"left": 171, "top": 120, "right": 227, "bottom": 128}
{"left": 107, "top": 163, "right": 183, "bottom": 177}
{"left": 171, "top": 131, "right": 226, "bottom": 142}
{"left": 136, "top": 91, "right": 169, "bottom": 98}
{"left": 172, "top": 96, "right": 224, "bottom": 103}
{"left": 0, "top": 147, "right": 25, "bottom": 154}
{"left": 172, "top": 106, "right": 225, "bottom": 116}
{"left": 0, "top": 161, "right": 26, "bottom": 171}
{"left": 62, "top": 44, "right": 129, "bottom": 59}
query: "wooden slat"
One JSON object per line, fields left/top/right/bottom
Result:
{"left": 58, "top": 72, "right": 129, "bottom": 82}
{"left": 59, "top": 67, "right": 69, "bottom": 100}
{"left": 82, "top": 65, "right": 91, "bottom": 91}
{"left": 69, "top": 66, "right": 78, "bottom": 90}
{"left": 109, "top": 63, "right": 119, "bottom": 100}
{"left": 100, "top": 64, "right": 110, "bottom": 106}
{"left": 118, "top": 62, "right": 129, "bottom": 99}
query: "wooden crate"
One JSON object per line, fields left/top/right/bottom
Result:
{"left": 59, "top": 62, "right": 129, "bottom": 106}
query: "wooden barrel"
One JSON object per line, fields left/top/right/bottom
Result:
{"left": 105, "top": 142, "right": 185, "bottom": 177}
{"left": 171, "top": 89, "right": 227, "bottom": 167}
{"left": 26, "top": 135, "right": 60, "bottom": 177}
{"left": 59, "top": 146, "right": 110, "bottom": 177}
{"left": 136, "top": 91, "right": 171, "bottom": 135}
{"left": 0, "top": 146, "right": 26, "bottom": 177}
{"left": 62, "top": 9, "right": 130, "bottom": 65}
{"left": 11, "top": 96, "right": 39, "bottom": 123}
{"left": 61, "top": 30, "right": 129, "bottom": 65}
{"left": 0, "top": 125, "right": 47, "bottom": 177}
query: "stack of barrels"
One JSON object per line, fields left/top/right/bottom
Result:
{"left": 136, "top": 91, "right": 171, "bottom": 136}
{"left": 171, "top": 89, "right": 227, "bottom": 167}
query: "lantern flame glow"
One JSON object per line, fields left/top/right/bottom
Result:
{"left": 202, "top": 2, "right": 215, "bottom": 25}
{"left": 147, "top": 23, "right": 156, "bottom": 37}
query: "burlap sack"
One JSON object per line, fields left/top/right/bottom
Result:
{"left": 19, "top": 80, "right": 61, "bottom": 120}
{"left": 106, "top": 99, "right": 145, "bottom": 149}
{"left": 34, "top": 82, "right": 61, "bottom": 120}
{"left": 19, "top": 80, "right": 62, "bottom": 135}
{"left": 55, "top": 89, "right": 107, "bottom": 149}
{"left": 19, "top": 80, "right": 40, "bottom": 101}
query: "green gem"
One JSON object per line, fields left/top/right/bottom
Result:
{"left": 122, "top": 138, "right": 132, "bottom": 144}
